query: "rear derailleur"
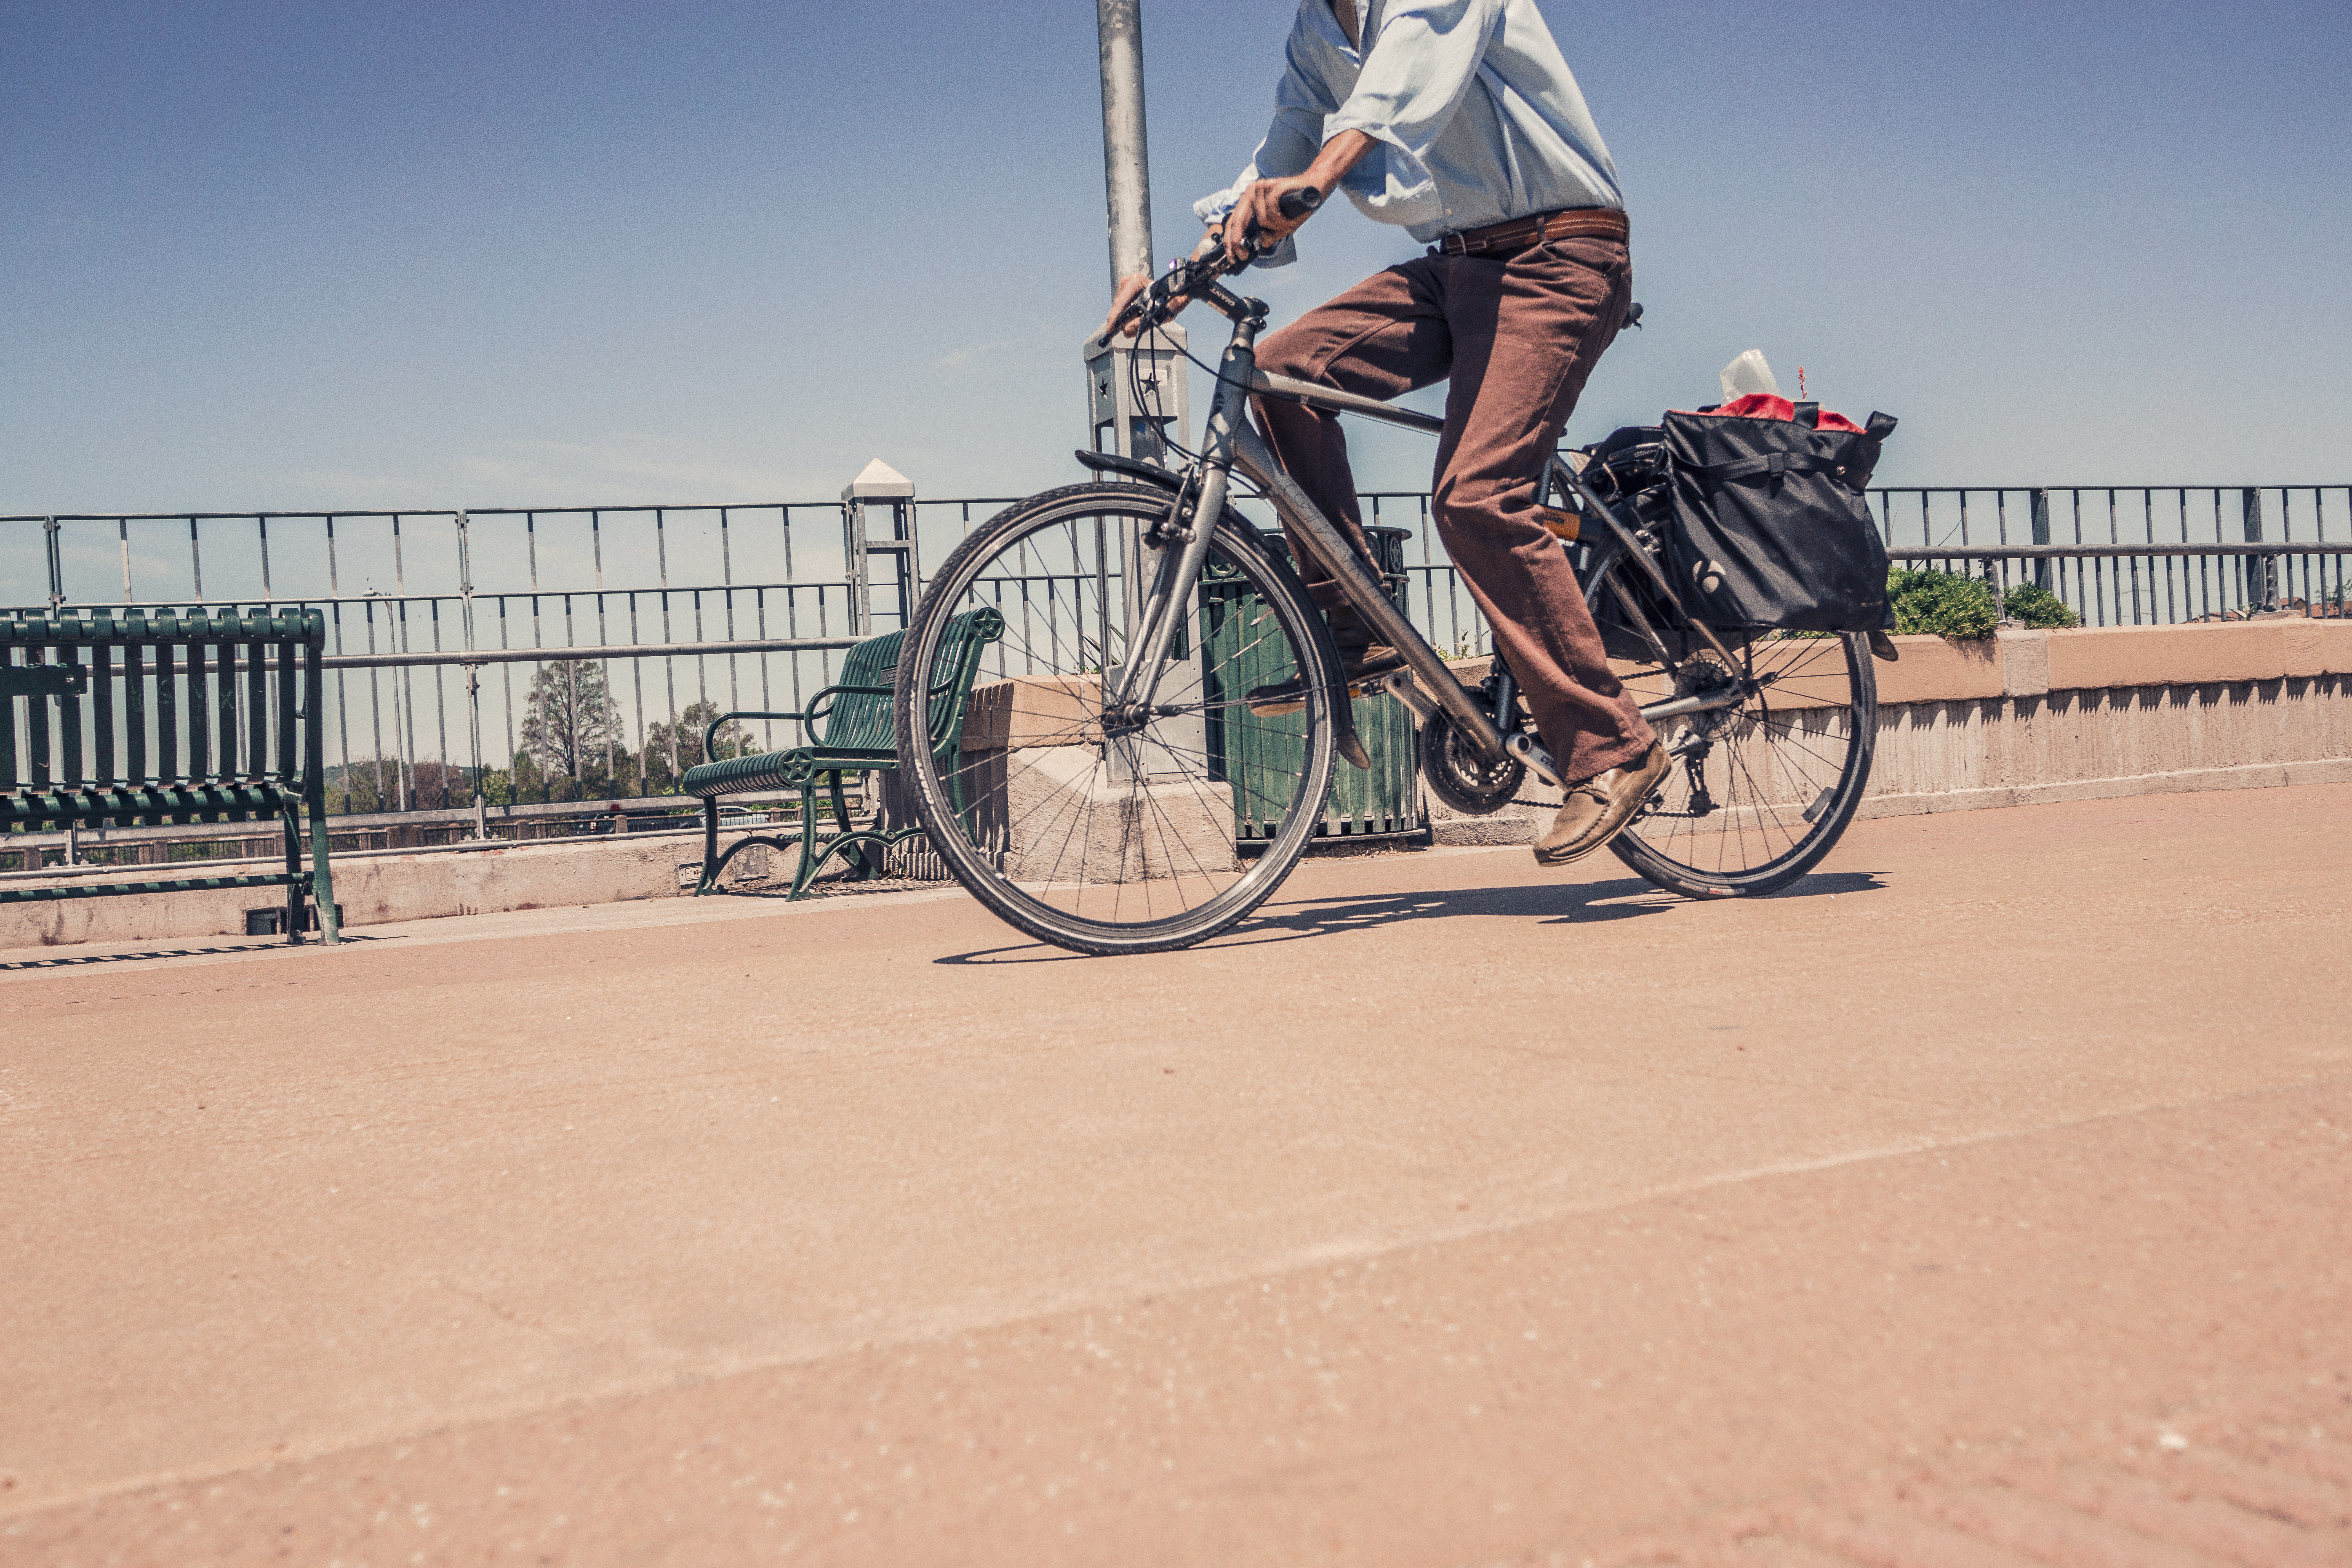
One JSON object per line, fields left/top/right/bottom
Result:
{"left": 1656, "top": 659, "right": 1746, "bottom": 817}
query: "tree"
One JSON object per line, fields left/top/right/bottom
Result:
{"left": 641, "top": 699, "right": 759, "bottom": 793}
{"left": 327, "top": 757, "right": 478, "bottom": 813}
{"left": 678, "top": 699, "right": 757, "bottom": 764}
{"left": 519, "top": 660, "right": 623, "bottom": 782}
{"left": 328, "top": 757, "right": 402, "bottom": 814}
{"left": 405, "top": 760, "right": 472, "bottom": 809}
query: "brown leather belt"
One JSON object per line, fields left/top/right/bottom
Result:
{"left": 1434, "top": 206, "right": 1629, "bottom": 258}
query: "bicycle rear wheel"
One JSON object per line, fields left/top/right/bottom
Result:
{"left": 1603, "top": 629, "right": 1877, "bottom": 896}
{"left": 894, "top": 482, "right": 1340, "bottom": 955}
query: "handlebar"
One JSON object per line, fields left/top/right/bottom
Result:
{"left": 1108, "top": 186, "right": 1325, "bottom": 342}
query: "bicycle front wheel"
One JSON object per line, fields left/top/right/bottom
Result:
{"left": 1606, "top": 630, "right": 1878, "bottom": 896}
{"left": 894, "top": 482, "right": 1341, "bottom": 955}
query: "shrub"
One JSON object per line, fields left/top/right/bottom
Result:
{"left": 2000, "top": 578, "right": 2080, "bottom": 629}
{"left": 1887, "top": 568, "right": 1998, "bottom": 639}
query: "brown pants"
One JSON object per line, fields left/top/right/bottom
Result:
{"left": 1253, "top": 233, "right": 1655, "bottom": 784}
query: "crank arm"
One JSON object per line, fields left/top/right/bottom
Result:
{"left": 1365, "top": 667, "right": 1440, "bottom": 725}
{"left": 1367, "top": 666, "right": 1565, "bottom": 789}
{"left": 1502, "top": 731, "right": 1565, "bottom": 789}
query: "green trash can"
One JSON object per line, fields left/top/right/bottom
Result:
{"left": 1200, "top": 525, "right": 1423, "bottom": 846}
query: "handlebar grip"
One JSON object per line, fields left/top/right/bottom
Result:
{"left": 1277, "top": 187, "right": 1323, "bottom": 221}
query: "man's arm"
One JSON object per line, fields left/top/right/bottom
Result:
{"left": 1099, "top": 130, "right": 1376, "bottom": 342}
{"left": 1216, "top": 129, "right": 1374, "bottom": 268}
{"left": 1323, "top": 0, "right": 1501, "bottom": 176}
{"left": 1100, "top": 5, "right": 1351, "bottom": 341}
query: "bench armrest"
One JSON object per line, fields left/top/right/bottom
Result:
{"left": 0, "top": 665, "right": 88, "bottom": 699}
{"left": 703, "top": 685, "right": 893, "bottom": 759}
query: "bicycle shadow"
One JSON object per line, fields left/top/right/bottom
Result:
{"left": 931, "top": 869, "right": 1886, "bottom": 964}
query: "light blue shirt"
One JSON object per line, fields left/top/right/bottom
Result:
{"left": 1194, "top": 0, "right": 1623, "bottom": 265}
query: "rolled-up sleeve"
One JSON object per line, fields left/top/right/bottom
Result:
{"left": 1327, "top": 0, "right": 1500, "bottom": 169}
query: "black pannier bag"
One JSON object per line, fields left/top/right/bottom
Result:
{"left": 1657, "top": 401, "right": 1898, "bottom": 633}
{"left": 1575, "top": 427, "right": 1712, "bottom": 663}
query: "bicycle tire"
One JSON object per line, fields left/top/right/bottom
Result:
{"left": 894, "top": 482, "right": 1341, "bottom": 955}
{"left": 1601, "top": 621, "right": 1878, "bottom": 898}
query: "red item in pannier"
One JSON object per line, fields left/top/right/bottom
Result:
{"left": 1680, "top": 392, "right": 1869, "bottom": 433}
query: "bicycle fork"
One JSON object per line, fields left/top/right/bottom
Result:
{"left": 1095, "top": 333, "right": 1248, "bottom": 740}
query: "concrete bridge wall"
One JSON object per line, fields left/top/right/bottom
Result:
{"left": 0, "top": 831, "right": 728, "bottom": 950}
{"left": 1432, "top": 619, "right": 2352, "bottom": 843}
{"left": 5, "top": 621, "right": 2347, "bottom": 945}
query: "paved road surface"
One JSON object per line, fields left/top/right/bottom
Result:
{"left": 3, "top": 785, "right": 2348, "bottom": 1564}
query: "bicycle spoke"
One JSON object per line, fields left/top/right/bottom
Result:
{"left": 898, "top": 487, "right": 1339, "bottom": 951}
{"left": 1609, "top": 630, "right": 1873, "bottom": 891}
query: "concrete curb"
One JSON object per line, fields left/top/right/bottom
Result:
{"left": 1857, "top": 755, "right": 2352, "bottom": 819}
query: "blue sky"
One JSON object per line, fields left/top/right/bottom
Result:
{"left": 5, "top": 0, "right": 2348, "bottom": 516}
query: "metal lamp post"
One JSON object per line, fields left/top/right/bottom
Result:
{"left": 1085, "top": 0, "right": 1187, "bottom": 462}
{"left": 1087, "top": 0, "right": 1204, "bottom": 788}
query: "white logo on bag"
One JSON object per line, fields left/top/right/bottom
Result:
{"left": 1695, "top": 559, "right": 1725, "bottom": 595}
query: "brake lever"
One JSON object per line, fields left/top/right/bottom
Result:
{"left": 1114, "top": 246, "right": 1228, "bottom": 338}
{"left": 1111, "top": 269, "right": 1184, "bottom": 339}
{"left": 1112, "top": 189, "right": 1319, "bottom": 339}
{"left": 1106, "top": 215, "right": 1286, "bottom": 341}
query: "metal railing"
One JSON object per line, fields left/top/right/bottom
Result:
{"left": 1871, "top": 486, "right": 2350, "bottom": 626}
{"left": 10, "top": 481, "right": 2346, "bottom": 847}
{"left": 1357, "top": 484, "right": 2352, "bottom": 656}
{"left": 5, "top": 498, "right": 1027, "bottom": 819}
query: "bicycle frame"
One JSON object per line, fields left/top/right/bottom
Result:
{"left": 1099, "top": 281, "right": 1755, "bottom": 789}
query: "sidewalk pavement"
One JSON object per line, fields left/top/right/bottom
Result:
{"left": 4, "top": 784, "right": 2348, "bottom": 1565}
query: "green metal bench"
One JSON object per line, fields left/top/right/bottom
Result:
{"left": 1, "top": 610, "right": 339, "bottom": 944}
{"left": 681, "top": 606, "right": 1003, "bottom": 899}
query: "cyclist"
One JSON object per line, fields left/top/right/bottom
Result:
{"left": 1103, "top": 0, "right": 1666, "bottom": 864}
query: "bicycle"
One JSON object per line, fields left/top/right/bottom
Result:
{"left": 893, "top": 201, "right": 1877, "bottom": 955}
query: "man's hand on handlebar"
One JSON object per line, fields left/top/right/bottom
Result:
{"left": 1100, "top": 272, "right": 1157, "bottom": 343}
{"left": 1098, "top": 229, "right": 1222, "bottom": 343}
{"left": 1097, "top": 130, "right": 1375, "bottom": 343}
{"left": 1098, "top": 196, "right": 1314, "bottom": 343}
{"left": 1213, "top": 129, "right": 1373, "bottom": 276}
{"left": 1219, "top": 175, "right": 1323, "bottom": 269}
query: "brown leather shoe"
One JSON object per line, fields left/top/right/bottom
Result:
{"left": 1532, "top": 740, "right": 1669, "bottom": 865}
